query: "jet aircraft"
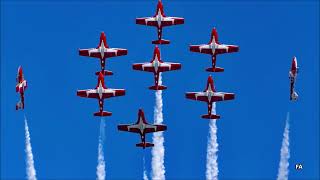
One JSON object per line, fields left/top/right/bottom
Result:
{"left": 77, "top": 72, "right": 125, "bottom": 116}
{"left": 16, "top": 66, "right": 27, "bottom": 110}
{"left": 136, "top": 0, "right": 184, "bottom": 44}
{"left": 186, "top": 75, "right": 235, "bottom": 119}
{"left": 118, "top": 109, "right": 167, "bottom": 149}
{"left": 289, "top": 56, "right": 299, "bottom": 101}
{"left": 79, "top": 32, "right": 128, "bottom": 76}
{"left": 132, "top": 46, "right": 181, "bottom": 90}
{"left": 190, "top": 28, "right": 239, "bottom": 72}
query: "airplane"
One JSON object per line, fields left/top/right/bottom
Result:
{"left": 189, "top": 28, "right": 239, "bottom": 72}
{"left": 79, "top": 32, "right": 128, "bottom": 76}
{"left": 132, "top": 46, "right": 181, "bottom": 90}
{"left": 117, "top": 109, "right": 167, "bottom": 149}
{"left": 77, "top": 72, "right": 125, "bottom": 117}
{"left": 136, "top": 0, "right": 184, "bottom": 45}
{"left": 289, "top": 56, "right": 299, "bottom": 101}
{"left": 16, "top": 66, "right": 27, "bottom": 110}
{"left": 185, "top": 75, "right": 235, "bottom": 119}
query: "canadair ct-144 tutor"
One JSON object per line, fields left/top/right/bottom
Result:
{"left": 118, "top": 109, "right": 167, "bottom": 149}
{"left": 16, "top": 66, "right": 27, "bottom": 110}
{"left": 186, "top": 75, "right": 235, "bottom": 119}
{"left": 190, "top": 28, "right": 239, "bottom": 72}
{"left": 133, "top": 46, "right": 181, "bottom": 90}
{"left": 77, "top": 72, "right": 125, "bottom": 117}
{"left": 136, "top": 0, "right": 184, "bottom": 44}
{"left": 289, "top": 56, "right": 299, "bottom": 101}
{"left": 79, "top": 32, "right": 128, "bottom": 76}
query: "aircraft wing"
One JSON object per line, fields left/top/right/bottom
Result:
{"left": 136, "top": 17, "right": 184, "bottom": 27}
{"left": 214, "top": 45, "right": 239, "bottom": 55}
{"left": 136, "top": 17, "right": 158, "bottom": 26}
{"left": 118, "top": 124, "right": 141, "bottom": 133}
{"left": 16, "top": 81, "right": 27, "bottom": 93}
{"left": 77, "top": 89, "right": 125, "bottom": 99}
{"left": 133, "top": 63, "right": 155, "bottom": 72}
{"left": 190, "top": 44, "right": 239, "bottom": 55}
{"left": 211, "top": 92, "right": 235, "bottom": 101}
{"left": 132, "top": 62, "right": 181, "bottom": 72}
{"left": 186, "top": 92, "right": 235, "bottom": 102}
{"left": 190, "top": 45, "right": 213, "bottom": 55}
{"left": 117, "top": 124, "right": 166, "bottom": 133}
{"left": 161, "top": 17, "right": 184, "bottom": 27}
{"left": 79, "top": 48, "right": 127, "bottom": 59}
{"left": 186, "top": 92, "right": 209, "bottom": 102}
{"left": 144, "top": 124, "right": 167, "bottom": 133}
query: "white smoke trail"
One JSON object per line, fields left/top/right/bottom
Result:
{"left": 96, "top": 118, "right": 106, "bottom": 180}
{"left": 24, "top": 115, "right": 37, "bottom": 180}
{"left": 206, "top": 103, "right": 219, "bottom": 180}
{"left": 143, "top": 155, "right": 149, "bottom": 180}
{"left": 151, "top": 73, "right": 165, "bottom": 180}
{"left": 277, "top": 112, "right": 290, "bottom": 180}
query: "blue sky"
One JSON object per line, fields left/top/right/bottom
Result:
{"left": 1, "top": 0, "right": 319, "bottom": 179}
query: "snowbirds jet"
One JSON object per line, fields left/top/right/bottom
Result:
{"left": 132, "top": 46, "right": 181, "bottom": 90}
{"left": 190, "top": 28, "right": 239, "bottom": 72}
{"left": 136, "top": 0, "right": 184, "bottom": 45}
{"left": 77, "top": 72, "right": 125, "bottom": 117}
{"left": 16, "top": 66, "right": 27, "bottom": 110}
{"left": 79, "top": 32, "right": 128, "bottom": 76}
{"left": 118, "top": 109, "right": 167, "bottom": 149}
{"left": 185, "top": 75, "right": 235, "bottom": 119}
{"left": 289, "top": 56, "right": 299, "bottom": 101}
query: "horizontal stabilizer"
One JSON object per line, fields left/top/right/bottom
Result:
{"left": 206, "top": 67, "right": 224, "bottom": 72}
{"left": 16, "top": 101, "right": 24, "bottom": 110}
{"left": 149, "top": 85, "right": 167, "bottom": 90}
{"left": 202, "top": 114, "right": 221, "bottom": 119}
{"left": 290, "top": 91, "right": 298, "bottom": 101}
{"left": 152, "top": 39, "right": 170, "bottom": 45}
{"left": 95, "top": 70, "right": 113, "bottom": 76}
{"left": 94, "top": 111, "right": 112, "bottom": 117}
{"left": 136, "top": 142, "right": 154, "bottom": 149}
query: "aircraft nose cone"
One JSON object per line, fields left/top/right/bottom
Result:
{"left": 208, "top": 75, "right": 213, "bottom": 82}
{"left": 154, "top": 46, "right": 160, "bottom": 53}
{"left": 100, "top": 32, "right": 106, "bottom": 38}
{"left": 18, "top": 66, "right": 23, "bottom": 73}
{"left": 138, "top": 109, "right": 144, "bottom": 115}
{"left": 98, "top": 72, "right": 103, "bottom": 78}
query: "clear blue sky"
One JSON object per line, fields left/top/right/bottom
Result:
{"left": 1, "top": 0, "right": 319, "bottom": 179}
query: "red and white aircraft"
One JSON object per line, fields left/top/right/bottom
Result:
{"left": 186, "top": 75, "right": 235, "bottom": 119}
{"left": 190, "top": 28, "right": 239, "bottom": 72}
{"left": 77, "top": 72, "right": 125, "bottom": 116}
{"left": 79, "top": 32, "right": 128, "bottom": 76}
{"left": 118, "top": 109, "right": 167, "bottom": 149}
{"left": 289, "top": 56, "right": 299, "bottom": 101}
{"left": 16, "top": 66, "right": 27, "bottom": 110}
{"left": 132, "top": 46, "right": 181, "bottom": 90}
{"left": 136, "top": 0, "right": 184, "bottom": 45}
